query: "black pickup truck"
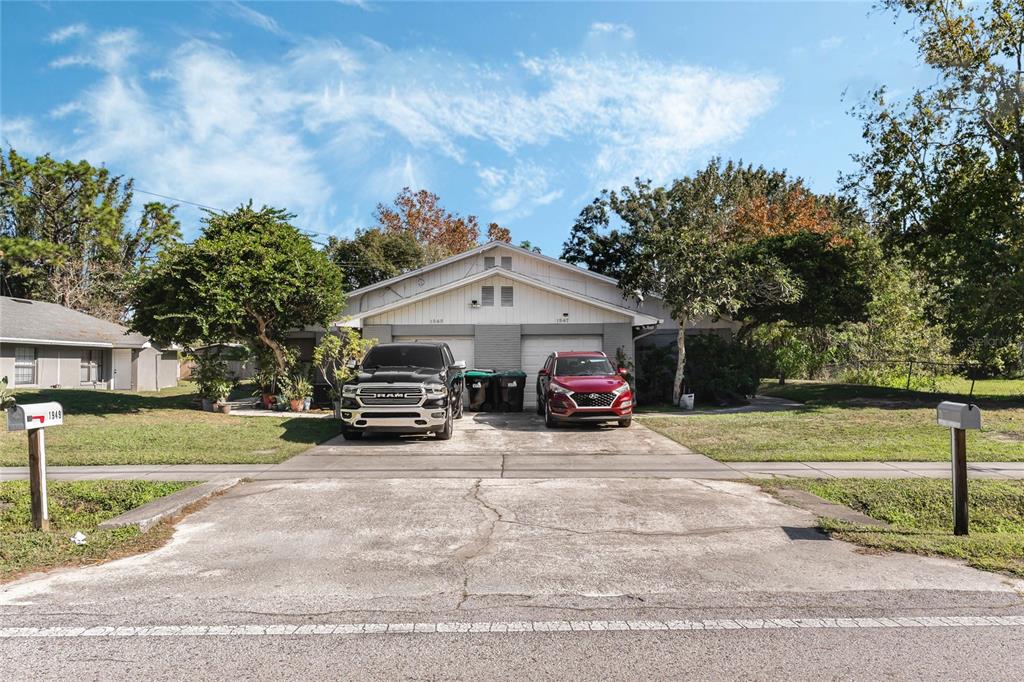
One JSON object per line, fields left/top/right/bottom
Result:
{"left": 338, "top": 342, "right": 466, "bottom": 440}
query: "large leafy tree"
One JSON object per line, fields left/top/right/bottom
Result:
{"left": 375, "top": 188, "right": 481, "bottom": 262}
{"left": 0, "top": 149, "right": 180, "bottom": 321}
{"left": 130, "top": 204, "right": 344, "bottom": 376}
{"left": 847, "top": 0, "right": 1024, "bottom": 371}
{"left": 326, "top": 228, "right": 426, "bottom": 291}
{"left": 565, "top": 160, "right": 808, "bottom": 402}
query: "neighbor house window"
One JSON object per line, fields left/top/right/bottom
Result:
{"left": 501, "top": 286, "right": 514, "bottom": 307}
{"left": 14, "top": 346, "right": 36, "bottom": 385}
{"left": 484, "top": 256, "right": 496, "bottom": 269}
{"left": 481, "top": 285, "right": 495, "bottom": 306}
{"left": 80, "top": 349, "right": 104, "bottom": 384}
{"left": 500, "top": 256, "right": 512, "bottom": 270}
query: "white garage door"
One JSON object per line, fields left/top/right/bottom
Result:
{"left": 520, "top": 335, "right": 603, "bottom": 407}
{"left": 393, "top": 336, "right": 475, "bottom": 370}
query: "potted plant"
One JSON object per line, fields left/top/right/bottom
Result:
{"left": 192, "top": 354, "right": 231, "bottom": 412}
{"left": 211, "top": 379, "right": 234, "bottom": 413}
{"left": 313, "top": 329, "right": 376, "bottom": 419}
{"left": 251, "top": 366, "right": 277, "bottom": 409}
{"left": 287, "top": 376, "right": 313, "bottom": 412}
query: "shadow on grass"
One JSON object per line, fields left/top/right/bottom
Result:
{"left": 276, "top": 417, "right": 344, "bottom": 445}
{"left": 761, "top": 382, "right": 1024, "bottom": 412}
{"left": 10, "top": 387, "right": 198, "bottom": 416}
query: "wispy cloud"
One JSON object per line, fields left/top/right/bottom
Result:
{"left": 226, "top": 1, "right": 289, "bottom": 37}
{"left": 335, "top": 0, "right": 374, "bottom": 10}
{"left": 46, "top": 23, "right": 88, "bottom": 44}
{"left": 588, "top": 22, "right": 635, "bottom": 41}
{"left": 28, "top": 28, "right": 777, "bottom": 229}
{"left": 819, "top": 36, "right": 844, "bottom": 51}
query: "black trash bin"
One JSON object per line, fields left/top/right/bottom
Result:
{"left": 497, "top": 370, "right": 527, "bottom": 412}
{"left": 465, "top": 370, "right": 493, "bottom": 411}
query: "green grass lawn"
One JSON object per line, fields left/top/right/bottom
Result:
{"left": 758, "top": 478, "right": 1024, "bottom": 577}
{"left": 638, "top": 380, "right": 1024, "bottom": 462}
{"left": 0, "top": 383, "right": 342, "bottom": 466}
{"left": 1, "top": 480, "right": 195, "bottom": 581}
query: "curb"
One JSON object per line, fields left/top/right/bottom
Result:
{"left": 772, "top": 487, "right": 891, "bottom": 528}
{"left": 98, "top": 478, "right": 240, "bottom": 533}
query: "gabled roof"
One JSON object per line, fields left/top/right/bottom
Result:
{"left": 340, "top": 268, "right": 662, "bottom": 327}
{"left": 347, "top": 240, "right": 625, "bottom": 297}
{"left": 0, "top": 297, "right": 152, "bottom": 349}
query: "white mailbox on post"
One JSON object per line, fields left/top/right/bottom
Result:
{"left": 5, "top": 402, "right": 63, "bottom": 532}
{"left": 6, "top": 402, "right": 64, "bottom": 431}
{"left": 936, "top": 401, "right": 980, "bottom": 537}
{"left": 936, "top": 401, "right": 981, "bottom": 430}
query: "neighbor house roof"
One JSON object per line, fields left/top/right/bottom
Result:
{"left": 0, "top": 297, "right": 152, "bottom": 349}
{"left": 339, "top": 268, "right": 662, "bottom": 328}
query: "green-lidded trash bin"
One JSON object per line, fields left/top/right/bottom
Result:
{"left": 497, "top": 370, "right": 527, "bottom": 412}
{"left": 465, "top": 370, "right": 494, "bottom": 411}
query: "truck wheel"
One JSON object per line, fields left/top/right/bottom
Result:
{"left": 454, "top": 393, "right": 464, "bottom": 420}
{"left": 617, "top": 417, "right": 632, "bottom": 428}
{"left": 436, "top": 407, "right": 454, "bottom": 440}
{"left": 341, "top": 428, "right": 363, "bottom": 441}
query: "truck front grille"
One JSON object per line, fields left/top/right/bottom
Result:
{"left": 357, "top": 385, "right": 424, "bottom": 406}
{"left": 572, "top": 392, "right": 616, "bottom": 408}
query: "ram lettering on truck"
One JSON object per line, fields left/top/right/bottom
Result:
{"left": 338, "top": 342, "right": 466, "bottom": 441}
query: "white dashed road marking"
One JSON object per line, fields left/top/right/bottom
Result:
{"left": 1, "top": 616, "right": 1022, "bottom": 639}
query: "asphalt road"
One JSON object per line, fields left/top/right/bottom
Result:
{"left": 3, "top": 476, "right": 1023, "bottom": 679}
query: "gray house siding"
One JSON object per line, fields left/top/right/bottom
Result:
{"left": 475, "top": 325, "right": 522, "bottom": 371}
{"left": 602, "top": 323, "right": 634, "bottom": 368}
{"left": 0, "top": 343, "right": 114, "bottom": 389}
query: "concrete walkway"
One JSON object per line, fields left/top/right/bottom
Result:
{"left": 4, "top": 460, "right": 1024, "bottom": 481}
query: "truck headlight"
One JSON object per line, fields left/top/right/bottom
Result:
{"left": 427, "top": 385, "right": 448, "bottom": 397}
{"left": 342, "top": 384, "right": 357, "bottom": 398}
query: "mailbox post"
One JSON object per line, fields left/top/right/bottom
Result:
{"left": 6, "top": 402, "right": 64, "bottom": 531}
{"left": 936, "top": 401, "right": 981, "bottom": 536}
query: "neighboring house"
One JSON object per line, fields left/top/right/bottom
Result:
{"left": 0, "top": 296, "right": 179, "bottom": 391}
{"left": 332, "top": 241, "right": 734, "bottom": 406}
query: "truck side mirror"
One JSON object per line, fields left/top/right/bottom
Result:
{"left": 452, "top": 360, "right": 467, "bottom": 369}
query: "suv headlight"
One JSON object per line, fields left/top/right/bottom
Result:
{"left": 612, "top": 383, "right": 630, "bottom": 395}
{"left": 426, "top": 384, "right": 448, "bottom": 397}
{"left": 549, "top": 382, "right": 573, "bottom": 396}
{"left": 342, "top": 384, "right": 357, "bottom": 398}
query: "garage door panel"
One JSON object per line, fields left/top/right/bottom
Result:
{"left": 521, "top": 335, "right": 602, "bottom": 407}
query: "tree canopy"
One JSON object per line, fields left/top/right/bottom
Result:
{"left": 129, "top": 203, "right": 344, "bottom": 375}
{"left": 326, "top": 228, "right": 426, "bottom": 292}
{"left": 847, "top": 0, "right": 1024, "bottom": 371}
{"left": 0, "top": 149, "right": 180, "bottom": 321}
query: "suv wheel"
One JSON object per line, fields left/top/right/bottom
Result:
{"left": 535, "top": 389, "right": 545, "bottom": 415}
{"left": 544, "top": 400, "right": 558, "bottom": 428}
{"left": 617, "top": 416, "right": 632, "bottom": 428}
{"left": 436, "top": 406, "right": 454, "bottom": 440}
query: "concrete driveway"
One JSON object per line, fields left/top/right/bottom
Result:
{"left": 259, "top": 412, "right": 735, "bottom": 479}
{"left": 3, "top": 477, "right": 1022, "bottom": 678}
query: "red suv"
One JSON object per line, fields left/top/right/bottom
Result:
{"left": 535, "top": 351, "right": 633, "bottom": 428}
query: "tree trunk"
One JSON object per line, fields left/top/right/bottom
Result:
{"left": 672, "top": 319, "right": 688, "bottom": 405}
{"left": 251, "top": 311, "right": 288, "bottom": 377}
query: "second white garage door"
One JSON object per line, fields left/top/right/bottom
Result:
{"left": 520, "top": 335, "right": 603, "bottom": 407}
{"left": 392, "top": 336, "right": 475, "bottom": 370}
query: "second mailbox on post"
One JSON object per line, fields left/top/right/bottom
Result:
{"left": 936, "top": 401, "right": 982, "bottom": 430}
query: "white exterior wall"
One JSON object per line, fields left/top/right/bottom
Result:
{"left": 365, "top": 274, "right": 632, "bottom": 326}
{"left": 344, "top": 243, "right": 737, "bottom": 332}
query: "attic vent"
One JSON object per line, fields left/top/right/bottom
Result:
{"left": 500, "top": 286, "right": 514, "bottom": 307}
{"left": 481, "top": 286, "right": 495, "bottom": 307}
{"left": 484, "top": 256, "right": 495, "bottom": 269}
{"left": 500, "top": 256, "right": 512, "bottom": 270}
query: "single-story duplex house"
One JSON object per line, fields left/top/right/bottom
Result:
{"left": 0, "top": 296, "right": 179, "bottom": 391}
{"left": 326, "top": 241, "right": 735, "bottom": 406}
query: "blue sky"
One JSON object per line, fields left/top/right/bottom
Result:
{"left": 1, "top": 1, "right": 927, "bottom": 253}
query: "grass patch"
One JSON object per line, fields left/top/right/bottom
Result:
{"left": 758, "top": 478, "right": 1024, "bottom": 577}
{"left": 760, "top": 378, "right": 1024, "bottom": 404}
{"left": 638, "top": 380, "right": 1024, "bottom": 462}
{"left": 0, "top": 480, "right": 195, "bottom": 581}
{"left": 0, "top": 383, "right": 342, "bottom": 466}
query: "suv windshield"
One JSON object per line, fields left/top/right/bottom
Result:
{"left": 363, "top": 345, "right": 445, "bottom": 369}
{"left": 554, "top": 356, "right": 616, "bottom": 376}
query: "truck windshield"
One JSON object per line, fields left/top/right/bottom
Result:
{"left": 363, "top": 346, "right": 445, "bottom": 369}
{"left": 554, "top": 357, "right": 616, "bottom": 376}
